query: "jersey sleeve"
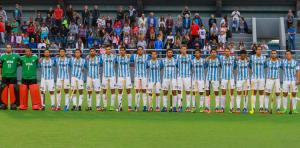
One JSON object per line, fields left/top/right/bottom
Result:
{"left": 130, "top": 54, "right": 135, "bottom": 63}
{"left": 296, "top": 61, "right": 300, "bottom": 71}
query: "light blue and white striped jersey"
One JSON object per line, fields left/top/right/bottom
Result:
{"left": 236, "top": 59, "right": 250, "bottom": 81}
{"left": 116, "top": 55, "right": 130, "bottom": 77}
{"left": 147, "top": 60, "right": 163, "bottom": 83}
{"left": 250, "top": 55, "right": 266, "bottom": 79}
{"left": 206, "top": 58, "right": 220, "bottom": 81}
{"left": 219, "top": 55, "right": 236, "bottom": 80}
{"left": 130, "top": 54, "right": 150, "bottom": 78}
{"left": 282, "top": 59, "right": 300, "bottom": 81}
{"left": 71, "top": 57, "right": 85, "bottom": 80}
{"left": 55, "top": 57, "right": 71, "bottom": 80}
{"left": 176, "top": 54, "right": 193, "bottom": 78}
{"left": 191, "top": 58, "right": 206, "bottom": 81}
{"left": 100, "top": 54, "right": 116, "bottom": 77}
{"left": 86, "top": 56, "right": 101, "bottom": 79}
{"left": 266, "top": 59, "right": 281, "bottom": 79}
{"left": 40, "top": 58, "right": 55, "bottom": 80}
{"left": 162, "top": 57, "right": 177, "bottom": 79}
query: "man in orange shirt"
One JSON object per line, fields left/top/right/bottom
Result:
{"left": 54, "top": 4, "right": 64, "bottom": 27}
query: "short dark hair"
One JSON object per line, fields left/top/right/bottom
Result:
{"left": 286, "top": 50, "right": 293, "bottom": 55}
{"left": 239, "top": 50, "right": 247, "bottom": 55}
{"left": 89, "top": 47, "right": 95, "bottom": 51}
{"left": 137, "top": 46, "right": 144, "bottom": 50}
{"left": 194, "top": 49, "right": 201, "bottom": 53}
{"left": 211, "top": 48, "right": 217, "bottom": 53}
{"left": 166, "top": 48, "right": 173, "bottom": 52}
{"left": 59, "top": 48, "right": 66, "bottom": 52}
{"left": 75, "top": 49, "right": 82, "bottom": 53}
{"left": 25, "top": 47, "right": 32, "bottom": 51}
{"left": 271, "top": 49, "right": 277, "bottom": 53}
{"left": 119, "top": 46, "right": 126, "bottom": 50}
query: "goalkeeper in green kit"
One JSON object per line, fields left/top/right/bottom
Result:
{"left": 18, "top": 47, "right": 42, "bottom": 110}
{"left": 0, "top": 44, "right": 20, "bottom": 110}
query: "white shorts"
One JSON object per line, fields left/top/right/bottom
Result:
{"left": 147, "top": 82, "right": 161, "bottom": 94}
{"left": 134, "top": 77, "right": 147, "bottom": 90}
{"left": 177, "top": 77, "right": 192, "bottom": 91}
{"left": 117, "top": 77, "right": 132, "bottom": 89}
{"left": 102, "top": 77, "right": 116, "bottom": 89}
{"left": 251, "top": 79, "right": 265, "bottom": 90}
{"left": 205, "top": 80, "right": 220, "bottom": 91}
{"left": 282, "top": 81, "right": 298, "bottom": 93}
{"left": 192, "top": 80, "right": 205, "bottom": 92}
{"left": 40, "top": 79, "right": 55, "bottom": 92}
{"left": 56, "top": 79, "right": 70, "bottom": 89}
{"left": 265, "top": 79, "right": 281, "bottom": 93}
{"left": 71, "top": 77, "right": 84, "bottom": 90}
{"left": 220, "top": 79, "right": 235, "bottom": 90}
{"left": 86, "top": 77, "right": 101, "bottom": 91}
{"left": 236, "top": 80, "right": 250, "bottom": 91}
{"left": 162, "top": 79, "right": 177, "bottom": 90}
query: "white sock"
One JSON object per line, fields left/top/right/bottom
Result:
{"left": 87, "top": 94, "right": 92, "bottom": 107}
{"left": 172, "top": 95, "right": 177, "bottom": 107}
{"left": 96, "top": 94, "right": 101, "bottom": 107}
{"left": 293, "top": 97, "right": 297, "bottom": 110}
{"left": 205, "top": 96, "right": 210, "bottom": 109}
{"left": 118, "top": 94, "right": 122, "bottom": 107}
{"left": 156, "top": 96, "right": 160, "bottom": 108}
{"left": 236, "top": 95, "right": 241, "bottom": 109}
{"left": 163, "top": 95, "right": 167, "bottom": 107}
{"left": 186, "top": 94, "right": 191, "bottom": 107}
{"left": 252, "top": 95, "right": 256, "bottom": 109}
{"left": 111, "top": 94, "right": 115, "bottom": 107}
{"left": 200, "top": 95, "right": 204, "bottom": 107}
{"left": 230, "top": 96, "right": 234, "bottom": 109}
{"left": 276, "top": 96, "right": 281, "bottom": 109}
{"left": 79, "top": 94, "right": 83, "bottom": 106}
{"left": 177, "top": 94, "right": 182, "bottom": 107}
{"left": 142, "top": 93, "right": 147, "bottom": 107}
{"left": 265, "top": 95, "right": 269, "bottom": 109}
{"left": 259, "top": 95, "right": 264, "bottom": 108}
{"left": 57, "top": 92, "right": 61, "bottom": 107}
{"left": 148, "top": 95, "right": 153, "bottom": 108}
{"left": 72, "top": 95, "right": 77, "bottom": 106}
{"left": 128, "top": 94, "right": 132, "bottom": 107}
{"left": 221, "top": 96, "right": 225, "bottom": 108}
{"left": 50, "top": 94, "right": 55, "bottom": 106}
{"left": 283, "top": 97, "right": 287, "bottom": 110}
{"left": 192, "top": 95, "right": 196, "bottom": 107}
{"left": 215, "top": 96, "right": 220, "bottom": 108}
{"left": 41, "top": 92, "right": 45, "bottom": 106}
{"left": 65, "top": 93, "right": 69, "bottom": 107}
{"left": 243, "top": 95, "right": 248, "bottom": 109}
{"left": 135, "top": 92, "right": 140, "bottom": 107}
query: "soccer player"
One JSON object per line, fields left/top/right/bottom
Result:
{"left": 40, "top": 49, "right": 56, "bottom": 110}
{"left": 100, "top": 46, "right": 117, "bottom": 111}
{"left": 130, "top": 46, "right": 150, "bottom": 112}
{"left": 86, "top": 48, "right": 102, "bottom": 111}
{"left": 0, "top": 44, "right": 20, "bottom": 110}
{"left": 55, "top": 48, "right": 71, "bottom": 111}
{"left": 147, "top": 50, "right": 162, "bottom": 112}
{"left": 219, "top": 47, "right": 236, "bottom": 113}
{"left": 176, "top": 45, "right": 193, "bottom": 112}
{"left": 70, "top": 49, "right": 86, "bottom": 111}
{"left": 205, "top": 49, "right": 220, "bottom": 113}
{"left": 162, "top": 49, "right": 177, "bottom": 112}
{"left": 236, "top": 49, "right": 250, "bottom": 113}
{"left": 116, "top": 46, "right": 132, "bottom": 112}
{"left": 249, "top": 46, "right": 266, "bottom": 113}
{"left": 19, "top": 47, "right": 42, "bottom": 110}
{"left": 281, "top": 50, "right": 300, "bottom": 114}
{"left": 265, "top": 50, "right": 281, "bottom": 113}
{"left": 191, "top": 49, "right": 206, "bottom": 112}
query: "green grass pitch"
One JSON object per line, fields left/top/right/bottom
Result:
{"left": 1, "top": 89, "right": 300, "bottom": 148}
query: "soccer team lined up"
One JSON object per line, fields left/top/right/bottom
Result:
{"left": 0, "top": 44, "right": 299, "bottom": 114}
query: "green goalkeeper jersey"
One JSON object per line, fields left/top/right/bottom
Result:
{"left": 0, "top": 53, "right": 20, "bottom": 78}
{"left": 20, "top": 55, "right": 39, "bottom": 80}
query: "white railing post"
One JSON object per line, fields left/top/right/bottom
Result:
{"left": 279, "top": 17, "right": 287, "bottom": 50}
{"left": 252, "top": 17, "right": 257, "bottom": 43}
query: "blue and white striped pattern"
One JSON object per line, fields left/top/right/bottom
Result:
{"left": 40, "top": 58, "right": 54, "bottom": 80}
{"left": 148, "top": 60, "right": 162, "bottom": 83}
{"left": 206, "top": 58, "right": 220, "bottom": 81}
{"left": 250, "top": 55, "right": 266, "bottom": 79}
{"left": 191, "top": 58, "right": 205, "bottom": 80}
{"left": 56, "top": 57, "right": 71, "bottom": 80}
{"left": 131, "top": 54, "right": 150, "bottom": 78}
{"left": 162, "top": 57, "right": 177, "bottom": 79}
{"left": 236, "top": 59, "right": 250, "bottom": 81}
{"left": 282, "top": 59, "right": 300, "bottom": 81}
{"left": 266, "top": 60, "right": 281, "bottom": 79}
{"left": 176, "top": 54, "right": 193, "bottom": 78}
{"left": 87, "top": 56, "right": 101, "bottom": 79}
{"left": 71, "top": 58, "right": 85, "bottom": 80}
{"left": 220, "top": 56, "right": 235, "bottom": 80}
{"left": 100, "top": 54, "right": 116, "bottom": 77}
{"left": 116, "top": 55, "right": 130, "bottom": 77}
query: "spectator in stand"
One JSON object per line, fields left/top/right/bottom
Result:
{"left": 5, "top": 21, "right": 11, "bottom": 37}
{"left": 182, "top": 6, "right": 191, "bottom": 17}
{"left": 0, "top": 17, "right": 5, "bottom": 44}
{"left": 137, "top": 35, "right": 147, "bottom": 49}
{"left": 27, "top": 22, "right": 35, "bottom": 40}
{"left": 139, "top": 23, "right": 147, "bottom": 36}
{"left": 92, "top": 5, "right": 100, "bottom": 28}
{"left": 66, "top": 33, "right": 76, "bottom": 48}
{"left": 102, "top": 32, "right": 112, "bottom": 45}
{"left": 20, "top": 21, "right": 28, "bottom": 34}
{"left": 37, "top": 39, "right": 47, "bottom": 49}
{"left": 79, "top": 25, "right": 87, "bottom": 45}
{"left": 0, "top": 6, "right": 7, "bottom": 22}
{"left": 158, "top": 16, "right": 166, "bottom": 34}
{"left": 111, "top": 32, "right": 120, "bottom": 48}
{"left": 128, "top": 5, "right": 136, "bottom": 26}
{"left": 228, "top": 41, "right": 236, "bottom": 54}
{"left": 97, "top": 16, "right": 106, "bottom": 29}
{"left": 113, "top": 19, "right": 123, "bottom": 36}
{"left": 76, "top": 38, "right": 84, "bottom": 50}
{"left": 199, "top": 25, "right": 206, "bottom": 48}
{"left": 69, "top": 21, "right": 79, "bottom": 36}
{"left": 250, "top": 43, "right": 257, "bottom": 55}
{"left": 166, "top": 32, "right": 174, "bottom": 44}
{"left": 190, "top": 20, "right": 199, "bottom": 41}
{"left": 15, "top": 33, "right": 22, "bottom": 48}
{"left": 148, "top": 12, "right": 157, "bottom": 28}
{"left": 183, "top": 14, "right": 191, "bottom": 35}
{"left": 116, "top": 6, "right": 125, "bottom": 21}
{"left": 238, "top": 40, "right": 245, "bottom": 51}
{"left": 154, "top": 34, "right": 163, "bottom": 50}
{"left": 239, "top": 17, "right": 248, "bottom": 33}
{"left": 123, "top": 23, "right": 131, "bottom": 35}
{"left": 11, "top": 19, "right": 19, "bottom": 34}
{"left": 138, "top": 13, "right": 147, "bottom": 28}
{"left": 28, "top": 38, "right": 37, "bottom": 49}
{"left": 203, "top": 41, "right": 211, "bottom": 56}
{"left": 40, "top": 23, "right": 49, "bottom": 40}
{"left": 47, "top": 7, "right": 54, "bottom": 18}
{"left": 166, "top": 15, "right": 173, "bottom": 35}
{"left": 87, "top": 33, "right": 94, "bottom": 48}
{"left": 22, "top": 34, "right": 29, "bottom": 47}
{"left": 231, "top": 8, "right": 241, "bottom": 32}
{"left": 82, "top": 5, "right": 90, "bottom": 26}
{"left": 193, "top": 13, "right": 202, "bottom": 27}
{"left": 66, "top": 4, "right": 74, "bottom": 22}
{"left": 288, "top": 26, "right": 296, "bottom": 51}
{"left": 175, "top": 15, "right": 183, "bottom": 35}
{"left": 14, "top": 3, "right": 22, "bottom": 24}
{"left": 210, "top": 23, "right": 218, "bottom": 41}
{"left": 35, "top": 12, "right": 43, "bottom": 25}
{"left": 164, "top": 38, "right": 174, "bottom": 49}
{"left": 286, "top": 9, "right": 294, "bottom": 28}
{"left": 218, "top": 23, "right": 227, "bottom": 44}
{"left": 54, "top": 4, "right": 64, "bottom": 27}
{"left": 208, "top": 14, "right": 217, "bottom": 29}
